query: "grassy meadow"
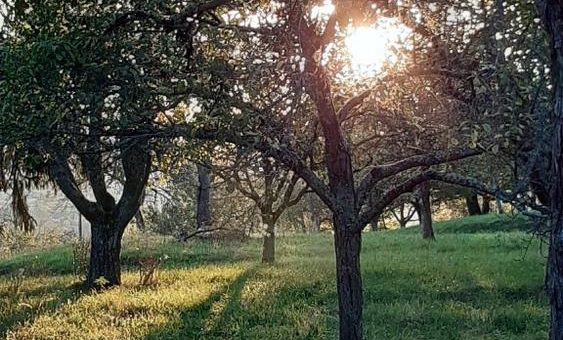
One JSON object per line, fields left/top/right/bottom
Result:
{"left": 0, "top": 214, "right": 549, "bottom": 339}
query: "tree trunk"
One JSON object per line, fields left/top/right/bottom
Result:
{"left": 536, "top": 1, "right": 563, "bottom": 338}
{"left": 548, "top": 229, "right": 563, "bottom": 340}
{"left": 135, "top": 210, "right": 146, "bottom": 231}
{"left": 482, "top": 195, "right": 491, "bottom": 214}
{"left": 333, "top": 213, "right": 363, "bottom": 340}
{"left": 261, "top": 215, "right": 276, "bottom": 264}
{"left": 78, "top": 213, "right": 83, "bottom": 241}
{"left": 496, "top": 198, "right": 504, "bottom": 214}
{"left": 371, "top": 217, "right": 378, "bottom": 231}
{"left": 417, "top": 183, "right": 435, "bottom": 240}
{"left": 88, "top": 223, "right": 123, "bottom": 287}
{"left": 196, "top": 164, "right": 212, "bottom": 230}
{"left": 465, "top": 193, "right": 482, "bottom": 215}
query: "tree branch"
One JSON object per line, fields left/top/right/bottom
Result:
{"left": 357, "top": 148, "right": 482, "bottom": 205}
{"left": 114, "top": 138, "right": 151, "bottom": 229}
{"left": 50, "top": 153, "right": 100, "bottom": 222}
{"left": 337, "top": 89, "right": 371, "bottom": 122}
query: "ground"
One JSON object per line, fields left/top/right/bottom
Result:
{"left": 0, "top": 214, "right": 549, "bottom": 339}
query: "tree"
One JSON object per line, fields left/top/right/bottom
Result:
{"left": 535, "top": 1, "right": 563, "bottom": 338}
{"left": 217, "top": 152, "right": 307, "bottom": 263}
{"left": 0, "top": 0, "right": 233, "bottom": 287}
{"left": 182, "top": 2, "right": 491, "bottom": 337}
{"left": 389, "top": 200, "right": 416, "bottom": 229}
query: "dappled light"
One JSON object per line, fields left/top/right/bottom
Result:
{"left": 0, "top": 218, "right": 548, "bottom": 339}
{"left": 0, "top": 0, "right": 560, "bottom": 338}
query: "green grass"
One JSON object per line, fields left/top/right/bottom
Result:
{"left": 0, "top": 214, "right": 549, "bottom": 339}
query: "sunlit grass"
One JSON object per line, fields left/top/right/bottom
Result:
{"left": 0, "top": 214, "right": 549, "bottom": 339}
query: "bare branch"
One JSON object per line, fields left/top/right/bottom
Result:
{"left": 179, "top": 227, "right": 223, "bottom": 241}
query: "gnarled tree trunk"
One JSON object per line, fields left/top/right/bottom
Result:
{"left": 51, "top": 137, "right": 151, "bottom": 289}
{"left": 88, "top": 223, "right": 124, "bottom": 287}
{"left": 333, "top": 213, "right": 363, "bottom": 340}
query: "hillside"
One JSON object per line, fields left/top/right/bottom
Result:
{"left": 0, "top": 215, "right": 548, "bottom": 339}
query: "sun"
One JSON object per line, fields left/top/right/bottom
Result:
{"left": 344, "top": 19, "right": 411, "bottom": 76}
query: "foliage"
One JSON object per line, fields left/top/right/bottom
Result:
{"left": 0, "top": 215, "right": 547, "bottom": 339}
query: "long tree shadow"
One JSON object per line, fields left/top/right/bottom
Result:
{"left": 144, "top": 266, "right": 258, "bottom": 340}
{"left": 144, "top": 265, "right": 336, "bottom": 340}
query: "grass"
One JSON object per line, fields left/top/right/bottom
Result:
{"left": 0, "top": 214, "right": 549, "bottom": 339}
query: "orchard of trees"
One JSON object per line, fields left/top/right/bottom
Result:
{"left": 1, "top": 0, "right": 563, "bottom": 339}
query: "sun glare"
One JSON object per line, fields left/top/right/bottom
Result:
{"left": 344, "top": 19, "right": 411, "bottom": 76}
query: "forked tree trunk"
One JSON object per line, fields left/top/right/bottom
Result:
{"left": 261, "top": 215, "right": 276, "bottom": 264}
{"left": 465, "top": 193, "right": 482, "bottom": 215}
{"left": 417, "top": 183, "right": 435, "bottom": 240}
{"left": 88, "top": 223, "right": 124, "bottom": 287}
{"left": 333, "top": 213, "right": 363, "bottom": 340}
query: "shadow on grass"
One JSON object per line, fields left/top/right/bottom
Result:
{"left": 144, "top": 264, "right": 336, "bottom": 340}
{"left": 144, "top": 266, "right": 258, "bottom": 340}
{"left": 0, "top": 280, "right": 84, "bottom": 337}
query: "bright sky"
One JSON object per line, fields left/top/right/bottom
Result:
{"left": 345, "top": 19, "right": 411, "bottom": 76}
{"left": 313, "top": 1, "right": 412, "bottom": 77}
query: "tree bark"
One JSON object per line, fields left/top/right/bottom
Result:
{"left": 196, "top": 164, "right": 212, "bottom": 230}
{"left": 88, "top": 223, "right": 123, "bottom": 287}
{"left": 371, "top": 217, "right": 378, "bottom": 231}
{"left": 333, "top": 213, "right": 363, "bottom": 340}
{"left": 481, "top": 195, "right": 491, "bottom": 214}
{"left": 135, "top": 210, "right": 146, "bottom": 231}
{"left": 465, "top": 193, "right": 482, "bottom": 215}
{"left": 536, "top": 1, "right": 563, "bottom": 338}
{"left": 417, "top": 183, "right": 435, "bottom": 240}
{"left": 261, "top": 214, "right": 276, "bottom": 264}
